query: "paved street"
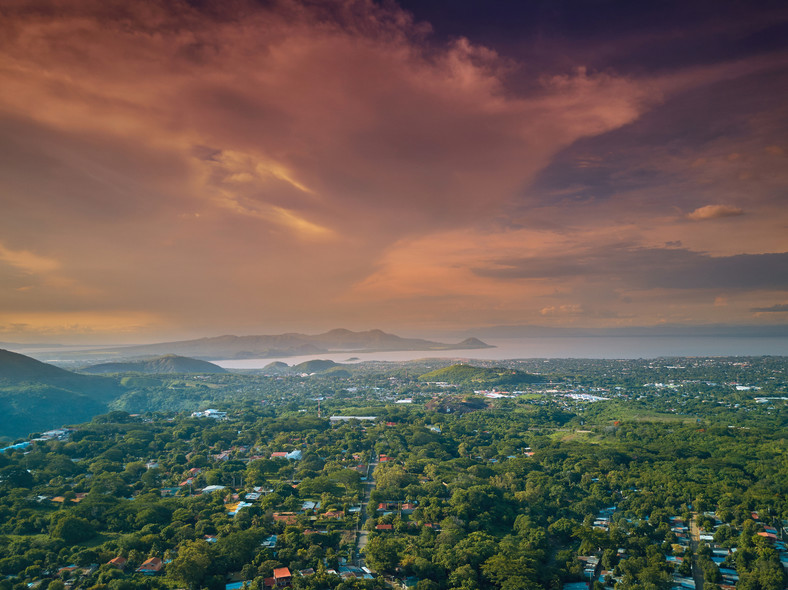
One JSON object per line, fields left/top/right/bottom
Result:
{"left": 354, "top": 455, "right": 378, "bottom": 566}
{"left": 689, "top": 513, "right": 705, "bottom": 590}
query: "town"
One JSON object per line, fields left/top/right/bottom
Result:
{"left": 0, "top": 356, "right": 786, "bottom": 590}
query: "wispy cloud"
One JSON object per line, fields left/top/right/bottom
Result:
{"left": 0, "top": 243, "right": 58, "bottom": 274}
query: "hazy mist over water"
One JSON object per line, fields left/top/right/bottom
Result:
{"left": 212, "top": 337, "right": 788, "bottom": 369}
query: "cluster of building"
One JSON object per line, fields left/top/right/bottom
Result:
{"left": 190, "top": 408, "right": 228, "bottom": 419}
{"left": 575, "top": 507, "right": 788, "bottom": 590}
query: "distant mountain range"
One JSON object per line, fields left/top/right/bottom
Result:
{"left": 70, "top": 329, "right": 492, "bottom": 360}
{"left": 81, "top": 355, "right": 227, "bottom": 375}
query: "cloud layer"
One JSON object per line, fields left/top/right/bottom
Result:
{"left": 0, "top": 0, "right": 786, "bottom": 340}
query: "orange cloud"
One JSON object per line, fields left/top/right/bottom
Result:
{"left": 0, "top": 0, "right": 785, "bottom": 339}
{"left": 0, "top": 243, "right": 59, "bottom": 274}
{"left": 687, "top": 204, "right": 745, "bottom": 221}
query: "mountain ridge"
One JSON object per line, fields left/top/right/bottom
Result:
{"left": 69, "top": 329, "right": 493, "bottom": 360}
{"left": 80, "top": 354, "right": 227, "bottom": 375}
{"left": 0, "top": 349, "right": 125, "bottom": 438}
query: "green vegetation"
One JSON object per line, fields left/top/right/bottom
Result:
{"left": 0, "top": 350, "right": 124, "bottom": 438}
{"left": 81, "top": 356, "right": 227, "bottom": 375}
{"left": 418, "top": 364, "right": 545, "bottom": 386}
{"left": 0, "top": 354, "right": 785, "bottom": 590}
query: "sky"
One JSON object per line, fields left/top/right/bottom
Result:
{"left": 0, "top": 0, "right": 787, "bottom": 343}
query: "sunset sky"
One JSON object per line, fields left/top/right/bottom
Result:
{"left": 1, "top": 0, "right": 787, "bottom": 343}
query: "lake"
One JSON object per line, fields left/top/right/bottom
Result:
{"left": 211, "top": 336, "right": 788, "bottom": 369}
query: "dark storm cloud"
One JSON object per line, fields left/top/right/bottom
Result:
{"left": 398, "top": 0, "right": 788, "bottom": 73}
{"left": 522, "top": 65, "right": 788, "bottom": 211}
{"left": 475, "top": 247, "right": 788, "bottom": 291}
{"left": 751, "top": 303, "right": 788, "bottom": 312}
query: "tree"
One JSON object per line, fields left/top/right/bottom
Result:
{"left": 51, "top": 516, "right": 96, "bottom": 544}
{"left": 365, "top": 536, "right": 403, "bottom": 573}
{"left": 168, "top": 540, "right": 213, "bottom": 590}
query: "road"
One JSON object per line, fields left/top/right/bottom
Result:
{"left": 689, "top": 513, "right": 705, "bottom": 590}
{"left": 354, "top": 455, "right": 378, "bottom": 566}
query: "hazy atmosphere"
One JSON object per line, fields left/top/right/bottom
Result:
{"left": 2, "top": 0, "right": 788, "bottom": 343}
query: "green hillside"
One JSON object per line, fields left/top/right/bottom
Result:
{"left": 0, "top": 349, "right": 125, "bottom": 438}
{"left": 292, "top": 359, "right": 342, "bottom": 373}
{"left": 418, "top": 363, "right": 545, "bottom": 386}
{"left": 81, "top": 354, "right": 227, "bottom": 375}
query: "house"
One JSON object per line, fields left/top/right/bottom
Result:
{"left": 273, "top": 512, "right": 297, "bottom": 524}
{"left": 376, "top": 524, "right": 393, "bottom": 531}
{"left": 107, "top": 556, "right": 127, "bottom": 570}
{"left": 136, "top": 557, "right": 163, "bottom": 575}
{"left": 329, "top": 415, "right": 377, "bottom": 424}
{"left": 322, "top": 510, "right": 344, "bottom": 519}
{"left": 273, "top": 567, "right": 291, "bottom": 586}
{"left": 270, "top": 450, "right": 302, "bottom": 460}
{"left": 227, "top": 501, "right": 253, "bottom": 516}
{"left": 261, "top": 535, "right": 277, "bottom": 548}
{"left": 191, "top": 409, "right": 227, "bottom": 419}
{"left": 57, "top": 565, "right": 79, "bottom": 577}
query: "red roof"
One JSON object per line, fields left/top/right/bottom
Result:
{"left": 137, "top": 557, "right": 163, "bottom": 572}
{"left": 376, "top": 524, "right": 393, "bottom": 530}
{"left": 273, "top": 567, "right": 291, "bottom": 579}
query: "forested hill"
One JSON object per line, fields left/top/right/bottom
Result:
{"left": 0, "top": 349, "right": 124, "bottom": 438}
{"left": 0, "top": 349, "right": 117, "bottom": 393}
{"left": 80, "top": 355, "right": 227, "bottom": 375}
{"left": 418, "top": 363, "right": 546, "bottom": 386}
